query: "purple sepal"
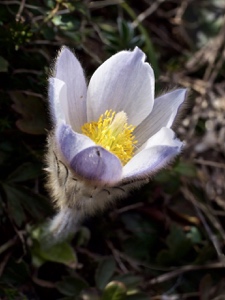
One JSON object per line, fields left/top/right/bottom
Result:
{"left": 70, "top": 146, "right": 122, "bottom": 186}
{"left": 56, "top": 123, "right": 94, "bottom": 163}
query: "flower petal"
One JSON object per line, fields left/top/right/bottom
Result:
{"left": 86, "top": 47, "right": 155, "bottom": 126}
{"left": 122, "top": 128, "right": 183, "bottom": 182}
{"left": 71, "top": 146, "right": 122, "bottom": 186}
{"left": 139, "top": 127, "right": 183, "bottom": 152}
{"left": 56, "top": 123, "right": 95, "bottom": 163}
{"left": 49, "top": 78, "right": 67, "bottom": 124}
{"left": 122, "top": 146, "right": 181, "bottom": 182}
{"left": 55, "top": 47, "right": 87, "bottom": 132}
{"left": 134, "top": 89, "right": 187, "bottom": 146}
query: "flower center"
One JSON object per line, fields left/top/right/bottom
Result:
{"left": 81, "top": 110, "right": 137, "bottom": 165}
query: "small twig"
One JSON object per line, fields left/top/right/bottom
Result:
{"left": 13, "top": 69, "right": 43, "bottom": 75}
{"left": 91, "top": 21, "right": 111, "bottom": 45}
{"left": 77, "top": 247, "right": 102, "bottom": 260}
{"left": 106, "top": 241, "right": 172, "bottom": 273}
{"left": 0, "top": 236, "right": 18, "bottom": 255}
{"left": 165, "top": 275, "right": 183, "bottom": 295}
{"left": 89, "top": 0, "right": 124, "bottom": 9}
{"left": 25, "top": 48, "right": 51, "bottom": 61}
{"left": 16, "top": 0, "right": 25, "bottom": 21}
{"left": 107, "top": 240, "right": 128, "bottom": 273}
{"left": 194, "top": 205, "right": 224, "bottom": 261}
{"left": 0, "top": 0, "right": 44, "bottom": 13}
{"left": 194, "top": 158, "right": 225, "bottom": 170}
{"left": 98, "top": 237, "right": 176, "bottom": 273}
{"left": 148, "top": 262, "right": 225, "bottom": 285}
{"left": 0, "top": 0, "right": 20, "bottom": 3}
{"left": 172, "top": 0, "right": 188, "bottom": 25}
{"left": 208, "top": 45, "right": 225, "bottom": 85}
{"left": 43, "top": 1, "right": 60, "bottom": 23}
{"left": 181, "top": 186, "right": 225, "bottom": 242}
{"left": 132, "top": 0, "right": 167, "bottom": 28}
{"left": 151, "top": 292, "right": 199, "bottom": 300}
{"left": 32, "top": 274, "right": 55, "bottom": 288}
{"left": 81, "top": 44, "right": 103, "bottom": 64}
{"left": 32, "top": 40, "right": 62, "bottom": 45}
{"left": 0, "top": 252, "right": 12, "bottom": 277}
{"left": 114, "top": 202, "right": 144, "bottom": 214}
{"left": 3, "top": 204, "right": 27, "bottom": 257}
{"left": 203, "top": 20, "right": 225, "bottom": 84}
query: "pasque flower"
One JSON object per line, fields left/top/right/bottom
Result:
{"left": 46, "top": 46, "right": 187, "bottom": 240}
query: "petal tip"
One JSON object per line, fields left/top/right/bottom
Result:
{"left": 133, "top": 46, "right": 146, "bottom": 62}
{"left": 178, "top": 88, "right": 188, "bottom": 99}
{"left": 58, "top": 46, "right": 73, "bottom": 59}
{"left": 55, "top": 46, "right": 79, "bottom": 74}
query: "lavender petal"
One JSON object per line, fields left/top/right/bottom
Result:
{"left": 71, "top": 146, "right": 122, "bottom": 186}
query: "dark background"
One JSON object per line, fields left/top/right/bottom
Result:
{"left": 0, "top": 0, "right": 225, "bottom": 299}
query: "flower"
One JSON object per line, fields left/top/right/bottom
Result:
{"left": 49, "top": 47, "right": 186, "bottom": 186}
{"left": 46, "top": 46, "right": 187, "bottom": 240}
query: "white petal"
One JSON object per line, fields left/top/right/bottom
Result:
{"left": 138, "top": 127, "right": 183, "bottom": 152}
{"left": 86, "top": 47, "right": 155, "bottom": 126}
{"left": 122, "top": 128, "right": 183, "bottom": 182}
{"left": 122, "top": 145, "right": 181, "bottom": 182}
{"left": 49, "top": 78, "right": 67, "bottom": 124}
{"left": 55, "top": 47, "right": 87, "bottom": 132}
{"left": 134, "top": 89, "right": 187, "bottom": 146}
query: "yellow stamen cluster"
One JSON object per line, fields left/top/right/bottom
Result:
{"left": 81, "top": 110, "right": 137, "bottom": 165}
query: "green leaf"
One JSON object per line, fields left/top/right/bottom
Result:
{"left": 167, "top": 225, "right": 192, "bottom": 258}
{"left": 10, "top": 91, "right": 48, "bottom": 135}
{"left": 101, "top": 281, "right": 127, "bottom": 300}
{"left": 75, "top": 226, "right": 91, "bottom": 247}
{"left": 29, "top": 223, "right": 77, "bottom": 267}
{"left": 154, "top": 171, "right": 181, "bottom": 194}
{"left": 156, "top": 225, "right": 192, "bottom": 265}
{"left": 7, "top": 162, "right": 42, "bottom": 183}
{"left": 174, "top": 161, "right": 197, "bottom": 177}
{"left": 31, "top": 239, "right": 77, "bottom": 267}
{"left": 112, "top": 274, "right": 141, "bottom": 290}
{"left": 57, "top": 276, "right": 88, "bottom": 297}
{"left": 95, "top": 257, "right": 116, "bottom": 290}
{"left": 2, "top": 184, "right": 52, "bottom": 224}
{"left": 156, "top": 249, "right": 173, "bottom": 265}
{"left": 2, "top": 184, "right": 26, "bottom": 226}
{"left": 121, "top": 213, "right": 157, "bottom": 261}
{"left": 186, "top": 226, "right": 202, "bottom": 244}
{"left": 194, "top": 244, "right": 215, "bottom": 264}
{"left": 1, "top": 259, "right": 29, "bottom": 285}
{"left": 41, "top": 26, "right": 55, "bottom": 40}
{"left": 0, "top": 56, "right": 9, "bottom": 72}
{"left": 41, "top": 243, "right": 76, "bottom": 265}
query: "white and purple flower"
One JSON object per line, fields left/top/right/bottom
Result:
{"left": 46, "top": 46, "right": 187, "bottom": 240}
